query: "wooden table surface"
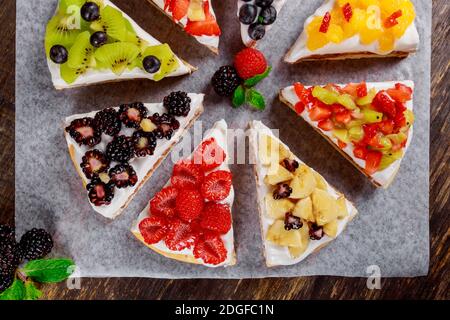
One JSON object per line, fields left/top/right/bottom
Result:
{"left": 1, "top": 0, "right": 448, "bottom": 300}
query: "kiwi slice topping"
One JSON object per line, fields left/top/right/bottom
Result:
{"left": 140, "top": 44, "right": 180, "bottom": 81}
{"left": 45, "top": 13, "right": 81, "bottom": 57}
{"left": 90, "top": 6, "right": 127, "bottom": 42}
{"left": 94, "top": 42, "right": 140, "bottom": 75}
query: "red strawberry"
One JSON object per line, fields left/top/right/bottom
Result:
{"left": 309, "top": 104, "right": 332, "bottom": 121}
{"left": 294, "top": 101, "right": 305, "bottom": 114}
{"left": 200, "top": 202, "right": 232, "bottom": 234}
{"left": 164, "top": 218, "right": 199, "bottom": 251}
{"left": 386, "top": 83, "right": 413, "bottom": 103}
{"left": 373, "top": 91, "right": 397, "bottom": 119}
{"left": 193, "top": 232, "right": 227, "bottom": 265}
{"left": 176, "top": 189, "right": 204, "bottom": 221}
{"left": 342, "top": 3, "right": 353, "bottom": 22}
{"left": 338, "top": 140, "right": 347, "bottom": 149}
{"left": 356, "top": 82, "right": 368, "bottom": 97}
{"left": 294, "top": 83, "right": 313, "bottom": 105}
{"left": 150, "top": 186, "right": 178, "bottom": 218}
{"left": 378, "top": 119, "right": 395, "bottom": 135}
{"left": 193, "top": 138, "right": 226, "bottom": 171}
{"left": 201, "top": 170, "right": 232, "bottom": 201}
{"left": 234, "top": 48, "right": 267, "bottom": 80}
{"left": 318, "top": 118, "right": 334, "bottom": 131}
{"left": 185, "top": 1, "right": 221, "bottom": 36}
{"left": 319, "top": 12, "right": 331, "bottom": 33}
{"left": 334, "top": 110, "right": 352, "bottom": 124}
{"left": 169, "top": 0, "right": 189, "bottom": 21}
{"left": 139, "top": 216, "right": 169, "bottom": 245}
{"left": 171, "top": 162, "right": 204, "bottom": 190}
{"left": 365, "top": 151, "right": 382, "bottom": 175}
{"left": 353, "top": 146, "right": 368, "bottom": 160}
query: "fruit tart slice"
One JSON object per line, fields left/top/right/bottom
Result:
{"left": 249, "top": 120, "right": 358, "bottom": 267}
{"left": 279, "top": 81, "right": 415, "bottom": 188}
{"left": 45, "top": 0, "right": 195, "bottom": 89}
{"left": 238, "top": 0, "right": 287, "bottom": 48}
{"left": 148, "top": 0, "right": 221, "bottom": 54}
{"left": 64, "top": 92, "right": 204, "bottom": 219}
{"left": 131, "top": 120, "right": 236, "bottom": 267}
{"left": 284, "top": 0, "right": 419, "bottom": 63}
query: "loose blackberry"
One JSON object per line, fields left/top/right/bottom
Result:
{"left": 149, "top": 113, "right": 180, "bottom": 140}
{"left": 0, "top": 225, "right": 15, "bottom": 244}
{"left": 132, "top": 131, "right": 157, "bottom": 157}
{"left": 65, "top": 117, "right": 101, "bottom": 147}
{"left": 80, "top": 149, "right": 110, "bottom": 179}
{"left": 86, "top": 177, "right": 115, "bottom": 206}
{"left": 0, "top": 273, "right": 14, "bottom": 293}
{"left": 211, "top": 66, "right": 241, "bottom": 97}
{"left": 163, "top": 91, "right": 191, "bottom": 117}
{"left": 105, "top": 135, "right": 135, "bottom": 163}
{"left": 108, "top": 164, "right": 138, "bottom": 189}
{"left": 119, "top": 102, "right": 148, "bottom": 128}
{"left": 19, "top": 228, "right": 53, "bottom": 261}
{"left": 94, "top": 108, "right": 121, "bottom": 136}
{"left": 0, "top": 240, "right": 21, "bottom": 276}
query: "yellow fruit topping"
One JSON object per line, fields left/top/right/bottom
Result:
{"left": 305, "top": 0, "right": 416, "bottom": 52}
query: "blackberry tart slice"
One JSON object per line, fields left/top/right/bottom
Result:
{"left": 64, "top": 93, "right": 205, "bottom": 219}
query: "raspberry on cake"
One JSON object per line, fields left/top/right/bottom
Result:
{"left": 131, "top": 120, "right": 236, "bottom": 267}
{"left": 284, "top": 0, "right": 419, "bottom": 63}
{"left": 279, "top": 81, "right": 415, "bottom": 188}
{"left": 45, "top": 0, "right": 195, "bottom": 89}
{"left": 63, "top": 92, "right": 205, "bottom": 219}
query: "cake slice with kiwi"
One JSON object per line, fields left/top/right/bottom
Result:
{"left": 45, "top": 0, "right": 195, "bottom": 89}
{"left": 63, "top": 91, "right": 204, "bottom": 219}
{"left": 249, "top": 120, "right": 357, "bottom": 267}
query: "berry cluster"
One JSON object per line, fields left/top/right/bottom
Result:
{"left": 139, "top": 138, "right": 233, "bottom": 266}
{"left": 65, "top": 92, "right": 191, "bottom": 206}
{"left": 0, "top": 225, "right": 53, "bottom": 293}
{"left": 239, "top": 0, "right": 278, "bottom": 41}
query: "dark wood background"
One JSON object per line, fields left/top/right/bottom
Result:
{"left": 1, "top": 0, "right": 448, "bottom": 300}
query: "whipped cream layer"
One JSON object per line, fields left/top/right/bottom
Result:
{"left": 48, "top": 0, "right": 192, "bottom": 89}
{"left": 250, "top": 120, "right": 358, "bottom": 267}
{"left": 284, "top": 0, "right": 419, "bottom": 63}
{"left": 280, "top": 81, "right": 414, "bottom": 188}
{"left": 150, "top": 0, "right": 220, "bottom": 51}
{"left": 237, "top": 0, "right": 286, "bottom": 47}
{"left": 64, "top": 93, "right": 204, "bottom": 219}
{"left": 131, "top": 120, "right": 235, "bottom": 267}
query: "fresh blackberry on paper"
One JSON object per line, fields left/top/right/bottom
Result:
{"left": 65, "top": 117, "right": 101, "bottom": 147}
{"left": 163, "top": 91, "right": 191, "bottom": 117}
{"left": 132, "top": 131, "right": 157, "bottom": 157}
{"left": 211, "top": 66, "right": 241, "bottom": 97}
{"left": 119, "top": 102, "right": 148, "bottom": 129}
{"left": 0, "top": 273, "right": 14, "bottom": 293}
{"left": 108, "top": 164, "right": 138, "bottom": 189}
{"left": 106, "top": 135, "right": 135, "bottom": 163}
{"left": 149, "top": 113, "right": 180, "bottom": 140}
{"left": 80, "top": 149, "right": 110, "bottom": 179}
{"left": 0, "top": 225, "right": 15, "bottom": 245}
{"left": 86, "top": 177, "right": 115, "bottom": 206}
{"left": 94, "top": 108, "right": 121, "bottom": 136}
{"left": 19, "top": 228, "right": 53, "bottom": 260}
{"left": 0, "top": 225, "right": 22, "bottom": 275}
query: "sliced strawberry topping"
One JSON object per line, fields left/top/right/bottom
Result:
{"left": 384, "top": 10, "right": 403, "bottom": 28}
{"left": 353, "top": 146, "right": 368, "bottom": 160}
{"left": 139, "top": 216, "right": 169, "bottom": 245}
{"left": 200, "top": 202, "right": 232, "bottom": 234}
{"left": 365, "top": 151, "right": 382, "bottom": 175}
{"left": 318, "top": 118, "right": 334, "bottom": 131}
{"left": 171, "top": 162, "right": 204, "bottom": 190}
{"left": 342, "top": 3, "right": 353, "bottom": 22}
{"left": 373, "top": 91, "right": 397, "bottom": 119}
{"left": 334, "top": 110, "right": 352, "bottom": 125}
{"left": 337, "top": 140, "right": 347, "bottom": 149}
{"left": 164, "top": 218, "right": 199, "bottom": 251}
{"left": 356, "top": 82, "right": 368, "bottom": 97}
{"left": 309, "top": 104, "right": 332, "bottom": 121}
{"left": 386, "top": 83, "right": 413, "bottom": 103}
{"left": 185, "top": 1, "right": 221, "bottom": 36}
{"left": 319, "top": 12, "right": 331, "bottom": 33}
{"left": 150, "top": 186, "right": 178, "bottom": 218}
{"left": 169, "top": 0, "right": 189, "bottom": 21}
{"left": 192, "top": 137, "right": 226, "bottom": 171}
{"left": 294, "top": 101, "right": 305, "bottom": 114}
{"left": 176, "top": 189, "right": 204, "bottom": 222}
{"left": 378, "top": 119, "right": 395, "bottom": 135}
{"left": 193, "top": 232, "right": 227, "bottom": 265}
{"left": 201, "top": 170, "right": 232, "bottom": 201}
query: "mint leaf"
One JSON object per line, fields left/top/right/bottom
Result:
{"left": 246, "top": 89, "right": 266, "bottom": 110}
{"left": 24, "top": 281, "right": 42, "bottom": 300}
{"left": 0, "top": 278, "right": 25, "bottom": 300}
{"left": 23, "top": 258, "right": 75, "bottom": 283}
{"left": 244, "top": 66, "right": 272, "bottom": 87}
{"left": 232, "top": 85, "right": 245, "bottom": 108}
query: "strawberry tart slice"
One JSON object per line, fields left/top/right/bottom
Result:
{"left": 279, "top": 81, "right": 415, "bottom": 188}
{"left": 131, "top": 120, "right": 236, "bottom": 267}
{"left": 148, "top": 0, "right": 221, "bottom": 54}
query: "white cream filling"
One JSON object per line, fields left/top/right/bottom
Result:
{"left": 48, "top": 0, "right": 192, "bottom": 89}
{"left": 64, "top": 93, "right": 204, "bottom": 220}
{"left": 284, "top": 0, "right": 420, "bottom": 62}
{"left": 237, "top": 0, "right": 286, "bottom": 47}
{"left": 131, "top": 120, "right": 235, "bottom": 267}
{"left": 150, "top": 0, "right": 220, "bottom": 50}
{"left": 280, "top": 81, "right": 414, "bottom": 188}
{"left": 249, "top": 120, "right": 358, "bottom": 267}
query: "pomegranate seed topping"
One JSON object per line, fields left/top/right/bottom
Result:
{"left": 319, "top": 12, "right": 331, "bottom": 33}
{"left": 384, "top": 10, "right": 402, "bottom": 28}
{"left": 342, "top": 3, "right": 353, "bottom": 22}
